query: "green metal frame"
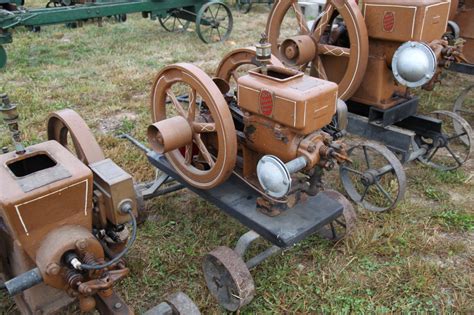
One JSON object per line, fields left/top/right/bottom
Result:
{"left": 0, "top": 0, "right": 233, "bottom": 68}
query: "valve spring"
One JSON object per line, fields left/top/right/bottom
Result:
{"left": 65, "top": 269, "right": 84, "bottom": 290}
{"left": 319, "top": 145, "right": 331, "bottom": 157}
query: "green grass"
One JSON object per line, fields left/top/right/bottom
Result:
{"left": 1, "top": 2, "right": 474, "bottom": 314}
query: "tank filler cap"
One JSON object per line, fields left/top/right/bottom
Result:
{"left": 391, "top": 41, "right": 437, "bottom": 88}
{"left": 256, "top": 155, "right": 291, "bottom": 198}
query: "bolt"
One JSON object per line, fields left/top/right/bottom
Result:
{"left": 114, "top": 302, "right": 122, "bottom": 309}
{"left": 46, "top": 263, "right": 60, "bottom": 276}
{"left": 75, "top": 239, "right": 88, "bottom": 251}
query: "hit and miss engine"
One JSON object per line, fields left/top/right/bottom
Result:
{"left": 147, "top": 37, "right": 350, "bottom": 215}
{"left": 0, "top": 95, "right": 137, "bottom": 314}
{"left": 268, "top": 0, "right": 466, "bottom": 108}
{"left": 449, "top": 0, "right": 474, "bottom": 64}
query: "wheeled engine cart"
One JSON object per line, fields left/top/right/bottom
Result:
{"left": 123, "top": 134, "right": 356, "bottom": 312}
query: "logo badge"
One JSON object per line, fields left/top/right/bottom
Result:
{"left": 259, "top": 89, "right": 273, "bottom": 116}
{"left": 383, "top": 11, "right": 395, "bottom": 32}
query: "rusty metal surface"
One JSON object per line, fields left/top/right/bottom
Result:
{"left": 149, "top": 63, "right": 237, "bottom": 189}
{"left": 323, "top": 189, "right": 357, "bottom": 236}
{"left": 266, "top": 0, "right": 369, "bottom": 100}
{"left": 452, "top": 1, "right": 474, "bottom": 63}
{"left": 47, "top": 108, "right": 105, "bottom": 165}
{"left": 202, "top": 246, "right": 255, "bottom": 312}
{"left": 164, "top": 292, "right": 201, "bottom": 315}
{"left": 95, "top": 289, "right": 134, "bottom": 315}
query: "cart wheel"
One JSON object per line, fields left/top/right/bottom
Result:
{"left": 215, "top": 47, "right": 284, "bottom": 90}
{"left": 266, "top": 0, "right": 368, "bottom": 100}
{"left": 47, "top": 109, "right": 105, "bottom": 165}
{"left": 340, "top": 142, "right": 406, "bottom": 212}
{"left": 150, "top": 63, "right": 237, "bottom": 189}
{"left": 453, "top": 85, "right": 474, "bottom": 145}
{"left": 45, "top": 0, "right": 59, "bottom": 7}
{"left": 415, "top": 110, "right": 473, "bottom": 171}
{"left": 203, "top": 246, "right": 255, "bottom": 312}
{"left": 114, "top": 14, "right": 127, "bottom": 23}
{"left": 237, "top": 0, "right": 252, "bottom": 13}
{"left": 165, "top": 292, "right": 201, "bottom": 315}
{"left": 196, "top": 2, "right": 233, "bottom": 43}
{"left": 323, "top": 189, "right": 357, "bottom": 238}
{"left": 0, "top": 45, "right": 6, "bottom": 69}
{"left": 159, "top": 10, "right": 191, "bottom": 32}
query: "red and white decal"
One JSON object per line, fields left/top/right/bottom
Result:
{"left": 383, "top": 11, "right": 395, "bottom": 32}
{"left": 259, "top": 89, "right": 273, "bottom": 116}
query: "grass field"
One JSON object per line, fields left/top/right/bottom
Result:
{"left": 0, "top": 3, "right": 473, "bottom": 314}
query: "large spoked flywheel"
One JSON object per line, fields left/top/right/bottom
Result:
{"left": 340, "top": 142, "right": 406, "bottom": 212}
{"left": 149, "top": 63, "right": 237, "bottom": 189}
{"left": 265, "top": 0, "right": 368, "bottom": 100}
{"left": 47, "top": 109, "right": 105, "bottom": 165}
{"left": 215, "top": 47, "right": 284, "bottom": 90}
{"left": 415, "top": 110, "right": 473, "bottom": 171}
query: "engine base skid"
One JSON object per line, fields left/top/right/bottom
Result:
{"left": 147, "top": 151, "right": 345, "bottom": 248}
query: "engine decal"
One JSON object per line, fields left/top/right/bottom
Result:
{"left": 383, "top": 11, "right": 395, "bottom": 32}
{"left": 259, "top": 89, "right": 274, "bottom": 116}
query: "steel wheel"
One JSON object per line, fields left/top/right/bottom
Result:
{"left": 196, "top": 2, "right": 233, "bottom": 43}
{"left": 323, "top": 189, "right": 357, "bottom": 239}
{"left": 453, "top": 85, "right": 474, "bottom": 145}
{"left": 237, "top": 0, "right": 252, "bottom": 13}
{"left": 265, "top": 0, "right": 368, "bottom": 100}
{"left": 47, "top": 109, "right": 105, "bottom": 165}
{"left": 215, "top": 47, "right": 284, "bottom": 90}
{"left": 165, "top": 292, "right": 201, "bottom": 315}
{"left": 150, "top": 63, "right": 237, "bottom": 189}
{"left": 415, "top": 110, "right": 473, "bottom": 171}
{"left": 340, "top": 142, "right": 406, "bottom": 212}
{"left": 114, "top": 14, "right": 127, "bottom": 23}
{"left": 159, "top": 10, "right": 191, "bottom": 33}
{"left": 203, "top": 246, "right": 255, "bottom": 312}
{"left": 0, "top": 45, "right": 6, "bottom": 69}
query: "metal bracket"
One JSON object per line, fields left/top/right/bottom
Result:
{"left": 234, "top": 230, "right": 282, "bottom": 270}
{"left": 120, "top": 134, "right": 184, "bottom": 200}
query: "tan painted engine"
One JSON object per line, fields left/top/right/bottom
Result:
{"left": 147, "top": 37, "right": 350, "bottom": 216}
{"left": 266, "top": 0, "right": 466, "bottom": 109}
{"left": 0, "top": 95, "right": 137, "bottom": 314}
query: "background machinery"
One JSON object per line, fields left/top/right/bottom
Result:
{"left": 0, "top": 0, "right": 233, "bottom": 68}
{"left": 265, "top": 0, "right": 473, "bottom": 211}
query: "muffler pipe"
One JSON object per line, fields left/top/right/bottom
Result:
{"left": 4, "top": 267, "right": 43, "bottom": 296}
{"left": 147, "top": 116, "right": 193, "bottom": 154}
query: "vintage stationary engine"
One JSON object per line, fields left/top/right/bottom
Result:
{"left": 146, "top": 36, "right": 351, "bottom": 215}
{"left": 262, "top": 0, "right": 474, "bottom": 213}
{"left": 0, "top": 95, "right": 138, "bottom": 314}
{"left": 448, "top": 0, "right": 474, "bottom": 64}
{"left": 266, "top": 0, "right": 466, "bottom": 107}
